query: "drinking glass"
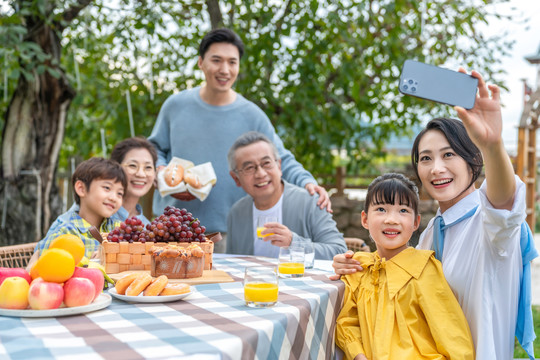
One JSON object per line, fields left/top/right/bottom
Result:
{"left": 256, "top": 216, "right": 278, "bottom": 240}
{"left": 303, "top": 242, "right": 315, "bottom": 269}
{"left": 244, "top": 266, "right": 279, "bottom": 308}
{"left": 88, "top": 245, "right": 105, "bottom": 267}
{"left": 278, "top": 245, "right": 305, "bottom": 278}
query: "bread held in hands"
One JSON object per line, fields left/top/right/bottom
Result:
{"left": 164, "top": 163, "right": 184, "bottom": 187}
{"left": 184, "top": 172, "right": 202, "bottom": 189}
{"left": 157, "top": 157, "right": 216, "bottom": 200}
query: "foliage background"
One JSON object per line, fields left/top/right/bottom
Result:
{"left": 0, "top": 0, "right": 515, "bottom": 178}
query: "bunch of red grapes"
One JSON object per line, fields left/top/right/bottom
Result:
{"left": 146, "top": 206, "right": 206, "bottom": 242}
{"left": 107, "top": 217, "right": 146, "bottom": 243}
{"left": 106, "top": 206, "right": 206, "bottom": 243}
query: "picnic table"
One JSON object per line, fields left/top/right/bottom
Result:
{"left": 0, "top": 255, "right": 345, "bottom": 360}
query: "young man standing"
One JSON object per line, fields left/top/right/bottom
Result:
{"left": 226, "top": 132, "right": 346, "bottom": 259}
{"left": 148, "top": 28, "right": 330, "bottom": 252}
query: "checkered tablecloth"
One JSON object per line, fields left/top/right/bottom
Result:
{"left": 0, "top": 256, "right": 344, "bottom": 360}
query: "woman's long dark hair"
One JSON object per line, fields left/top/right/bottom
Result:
{"left": 411, "top": 118, "right": 483, "bottom": 192}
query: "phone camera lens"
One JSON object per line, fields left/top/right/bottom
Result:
{"left": 403, "top": 85, "right": 408, "bottom": 90}
{"left": 408, "top": 79, "right": 413, "bottom": 84}
{"left": 411, "top": 87, "right": 416, "bottom": 92}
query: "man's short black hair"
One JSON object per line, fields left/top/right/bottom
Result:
{"left": 199, "top": 28, "right": 244, "bottom": 59}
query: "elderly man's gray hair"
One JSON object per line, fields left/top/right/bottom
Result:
{"left": 227, "top": 131, "right": 281, "bottom": 171}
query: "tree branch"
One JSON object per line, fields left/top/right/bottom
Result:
{"left": 265, "top": 0, "right": 293, "bottom": 83}
{"left": 58, "top": 0, "right": 94, "bottom": 31}
{"left": 228, "top": 2, "right": 235, "bottom": 26}
{"left": 206, "top": 0, "right": 223, "bottom": 29}
{"left": 274, "top": 0, "right": 293, "bottom": 35}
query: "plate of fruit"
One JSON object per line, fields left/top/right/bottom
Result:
{"left": 0, "top": 235, "right": 113, "bottom": 317}
{"left": 0, "top": 291, "right": 111, "bottom": 318}
{"left": 108, "top": 273, "right": 192, "bottom": 303}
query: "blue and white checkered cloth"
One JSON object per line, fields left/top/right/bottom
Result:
{"left": 0, "top": 256, "right": 344, "bottom": 360}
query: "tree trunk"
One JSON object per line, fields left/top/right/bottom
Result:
{"left": 0, "top": 22, "right": 75, "bottom": 245}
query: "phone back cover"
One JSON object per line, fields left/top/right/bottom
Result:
{"left": 399, "top": 60, "right": 478, "bottom": 109}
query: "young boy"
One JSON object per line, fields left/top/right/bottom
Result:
{"left": 35, "top": 157, "right": 127, "bottom": 257}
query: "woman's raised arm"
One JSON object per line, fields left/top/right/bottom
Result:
{"left": 454, "top": 70, "right": 515, "bottom": 210}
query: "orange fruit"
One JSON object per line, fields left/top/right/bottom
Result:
{"left": 36, "top": 248, "right": 75, "bottom": 283}
{"left": 29, "top": 262, "right": 39, "bottom": 280}
{"left": 49, "top": 234, "right": 85, "bottom": 265}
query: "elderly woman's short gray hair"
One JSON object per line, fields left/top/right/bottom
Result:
{"left": 227, "top": 131, "right": 281, "bottom": 171}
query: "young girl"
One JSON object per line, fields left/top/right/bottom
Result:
{"left": 336, "top": 173, "right": 474, "bottom": 360}
{"left": 333, "top": 70, "right": 537, "bottom": 359}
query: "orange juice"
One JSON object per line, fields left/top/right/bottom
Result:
{"left": 278, "top": 262, "right": 305, "bottom": 277}
{"left": 256, "top": 227, "right": 274, "bottom": 239}
{"left": 244, "top": 282, "right": 278, "bottom": 303}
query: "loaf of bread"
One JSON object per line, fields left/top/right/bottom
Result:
{"left": 184, "top": 172, "right": 201, "bottom": 189}
{"left": 164, "top": 164, "right": 184, "bottom": 187}
{"left": 151, "top": 244, "right": 204, "bottom": 279}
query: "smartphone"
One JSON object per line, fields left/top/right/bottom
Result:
{"left": 399, "top": 60, "right": 478, "bottom": 109}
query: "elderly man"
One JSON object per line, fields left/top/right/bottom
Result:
{"left": 227, "top": 131, "right": 347, "bottom": 259}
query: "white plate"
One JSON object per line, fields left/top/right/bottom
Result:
{"left": 0, "top": 293, "right": 112, "bottom": 318}
{"left": 108, "top": 287, "right": 192, "bottom": 303}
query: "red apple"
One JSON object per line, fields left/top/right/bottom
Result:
{"left": 0, "top": 267, "right": 31, "bottom": 285}
{"left": 72, "top": 267, "right": 104, "bottom": 301}
{"left": 31, "top": 277, "right": 44, "bottom": 285}
{"left": 0, "top": 276, "right": 30, "bottom": 309}
{"left": 63, "top": 277, "right": 95, "bottom": 307}
{"left": 28, "top": 280, "right": 64, "bottom": 310}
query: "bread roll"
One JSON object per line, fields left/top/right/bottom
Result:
{"left": 160, "top": 283, "right": 191, "bottom": 296}
{"left": 143, "top": 275, "right": 168, "bottom": 296}
{"left": 126, "top": 273, "right": 153, "bottom": 296}
{"left": 164, "top": 164, "right": 184, "bottom": 187}
{"left": 184, "top": 173, "right": 201, "bottom": 188}
{"left": 115, "top": 272, "right": 140, "bottom": 295}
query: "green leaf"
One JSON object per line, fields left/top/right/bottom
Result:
{"left": 46, "top": 67, "right": 61, "bottom": 78}
{"left": 0, "top": 0, "right": 516, "bottom": 181}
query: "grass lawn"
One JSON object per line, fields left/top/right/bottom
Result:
{"left": 514, "top": 305, "right": 540, "bottom": 357}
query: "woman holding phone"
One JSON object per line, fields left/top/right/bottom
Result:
{"left": 332, "top": 69, "right": 537, "bottom": 359}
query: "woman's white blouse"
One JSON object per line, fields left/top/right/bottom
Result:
{"left": 417, "top": 175, "right": 525, "bottom": 360}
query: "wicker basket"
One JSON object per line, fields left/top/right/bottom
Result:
{"left": 102, "top": 240, "right": 214, "bottom": 274}
{"left": 0, "top": 242, "right": 37, "bottom": 268}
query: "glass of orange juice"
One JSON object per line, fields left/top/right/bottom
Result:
{"left": 278, "top": 245, "right": 305, "bottom": 278}
{"left": 244, "top": 266, "right": 279, "bottom": 308}
{"left": 256, "top": 216, "right": 277, "bottom": 240}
